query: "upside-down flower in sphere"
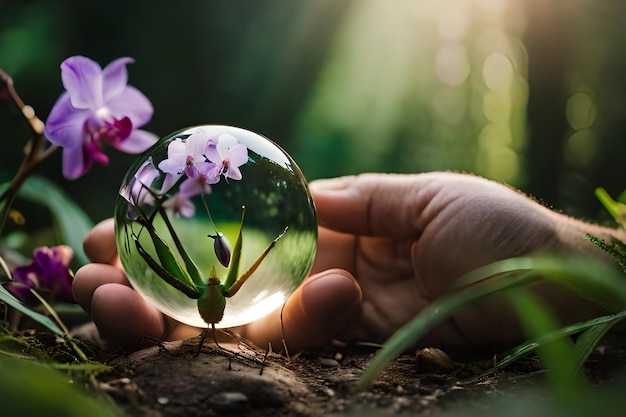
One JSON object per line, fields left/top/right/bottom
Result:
{"left": 44, "top": 56, "right": 158, "bottom": 179}
{"left": 205, "top": 133, "right": 248, "bottom": 181}
{"left": 6, "top": 246, "right": 75, "bottom": 305}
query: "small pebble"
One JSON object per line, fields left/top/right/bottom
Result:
{"left": 318, "top": 357, "right": 340, "bottom": 368}
{"left": 334, "top": 352, "right": 343, "bottom": 361}
{"left": 157, "top": 397, "right": 169, "bottom": 405}
{"left": 415, "top": 347, "right": 455, "bottom": 373}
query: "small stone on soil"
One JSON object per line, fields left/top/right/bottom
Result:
{"left": 415, "top": 347, "right": 455, "bottom": 373}
{"left": 318, "top": 357, "right": 340, "bottom": 368}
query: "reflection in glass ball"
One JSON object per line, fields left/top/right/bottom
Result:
{"left": 114, "top": 125, "right": 317, "bottom": 328}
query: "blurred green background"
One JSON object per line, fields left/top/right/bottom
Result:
{"left": 1, "top": 0, "right": 625, "bottom": 224}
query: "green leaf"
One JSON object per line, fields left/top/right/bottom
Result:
{"left": 571, "top": 313, "right": 625, "bottom": 374}
{"left": 595, "top": 187, "right": 626, "bottom": 228}
{"left": 141, "top": 222, "right": 198, "bottom": 291}
{"left": 496, "top": 309, "right": 626, "bottom": 370}
{"left": 0, "top": 356, "right": 122, "bottom": 417}
{"left": 18, "top": 176, "right": 93, "bottom": 267}
{"left": 131, "top": 185, "right": 202, "bottom": 290}
{"left": 157, "top": 205, "right": 204, "bottom": 288}
{"left": 0, "top": 285, "right": 64, "bottom": 335}
{"left": 224, "top": 205, "right": 245, "bottom": 289}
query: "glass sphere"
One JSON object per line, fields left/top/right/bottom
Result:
{"left": 114, "top": 125, "right": 317, "bottom": 329}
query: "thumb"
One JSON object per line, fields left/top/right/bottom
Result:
{"left": 236, "top": 269, "right": 362, "bottom": 353}
{"left": 309, "top": 173, "right": 429, "bottom": 238}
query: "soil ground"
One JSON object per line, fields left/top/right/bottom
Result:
{"left": 92, "top": 333, "right": 626, "bottom": 417}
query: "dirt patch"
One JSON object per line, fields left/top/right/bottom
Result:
{"left": 94, "top": 335, "right": 616, "bottom": 417}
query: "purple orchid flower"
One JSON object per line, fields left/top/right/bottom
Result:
{"left": 44, "top": 56, "right": 158, "bottom": 179}
{"left": 7, "top": 246, "right": 75, "bottom": 305}
{"left": 162, "top": 191, "right": 196, "bottom": 218}
{"left": 161, "top": 162, "right": 220, "bottom": 218}
{"left": 205, "top": 134, "right": 248, "bottom": 181}
{"left": 158, "top": 129, "right": 214, "bottom": 178}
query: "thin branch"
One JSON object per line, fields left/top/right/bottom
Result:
{"left": 0, "top": 68, "right": 58, "bottom": 234}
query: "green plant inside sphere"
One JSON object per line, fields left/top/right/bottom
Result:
{"left": 114, "top": 125, "right": 317, "bottom": 329}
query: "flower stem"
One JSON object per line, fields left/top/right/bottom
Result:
{"left": 0, "top": 69, "right": 57, "bottom": 235}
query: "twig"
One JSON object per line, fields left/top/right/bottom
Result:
{"left": 0, "top": 68, "right": 58, "bottom": 234}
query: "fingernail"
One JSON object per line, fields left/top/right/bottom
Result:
{"left": 309, "top": 176, "right": 355, "bottom": 192}
{"left": 300, "top": 269, "right": 362, "bottom": 317}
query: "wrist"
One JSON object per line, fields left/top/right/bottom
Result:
{"left": 551, "top": 210, "right": 626, "bottom": 264}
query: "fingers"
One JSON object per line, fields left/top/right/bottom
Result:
{"left": 73, "top": 263, "right": 161, "bottom": 349}
{"left": 236, "top": 269, "right": 362, "bottom": 353}
{"left": 75, "top": 262, "right": 165, "bottom": 349}
{"left": 91, "top": 283, "right": 165, "bottom": 349}
{"left": 309, "top": 173, "right": 429, "bottom": 238}
{"left": 76, "top": 224, "right": 167, "bottom": 349}
{"left": 83, "top": 218, "right": 121, "bottom": 267}
{"left": 73, "top": 263, "right": 130, "bottom": 313}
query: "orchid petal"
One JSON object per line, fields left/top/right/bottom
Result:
{"left": 223, "top": 144, "right": 248, "bottom": 180}
{"left": 179, "top": 177, "right": 204, "bottom": 198}
{"left": 60, "top": 56, "right": 103, "bottom": 109}
{"left": 163, "top": 192, "right": 196, "bottom": 218}
{"left": 204, "top": 140, "right": 221, "bottom": 163}
{"left": 187, "top": 129, "right": 210, "bottom": 158}
{"left": 62, "top": 146, "right": 86, "bottom": 180}
{"left": 197, "top": 161, "right": 220, "bottom": 184}
{"left": 106, "top": 86, "right": 153, "bottom": 127}
{"left": 102, "top": 57, "right": 133, "bottom": 102}
{"left": 158, "top": 139, "right": 187, "bottom": 174}
{"left": 227, "top": 144, "right": 248, "bottom": 167}
{"left": 114, "top": 129, "right": 158, "bottom": 153}
{"left": 217, "top": 134, "right": 238, "bottom": 154}
{"left": 225, "top": 166, "right": 242, "bottom": 180}
{"left": 159, "top": 172, "right": 180, "bottom": 195}
{"left": 44, "top": 93, "right": 89, "bottom": 147}
{"left": 10, "top": 246, "right": 75, "bottom": 304}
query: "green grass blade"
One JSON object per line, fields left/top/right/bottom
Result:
{"left": 496, "top": 309, "right": 626, "bottom": 369}
{"left": 157, "top": 205, "right": 204, "bottom": 288}
{"left": 507, "top": 289, "right": 592, "bottom": 402}
{"left": 136, "top": 181, "right": 204, "bottom": 288}
{"left": 0, "top": 286, "right": 64, "bottom": 335}
{"left": 454, "top": 255, "right": 626, "bottom": 311}
{"left": 224, "top": 206, "right": 245, "bottom": 289}
{"left": 142, "top": 223, "right": 197, "bottom": 291}
{"left": 571, "top": 313, "right": 626, "bottom": 374}
{"left": 595, "top": 187, "right": 626, "bottom": 228}
{"left": 134, "top": 236, "right": 200, "bottom": 298}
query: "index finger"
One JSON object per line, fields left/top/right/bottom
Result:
{"left": 309, "top": 173, "right": 428, "bottom": 238}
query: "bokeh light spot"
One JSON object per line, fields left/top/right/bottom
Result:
{"left": 566, "top": 92, "right": 596, "bottom": 131}
{"left": 564, "top": 129, "right": 597, "bottom": 167}
{"left": 482, "top": 52, "right": 513, "bottom": 89}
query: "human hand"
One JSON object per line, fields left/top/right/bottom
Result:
{"left": 73, "top": 172, "right": 613, "bottom": 352}
{"left": 306, "top": 172, "right": 614, "bottom": 350}
{"left": 72, "top": 218, "right": 362, "bottom": 352}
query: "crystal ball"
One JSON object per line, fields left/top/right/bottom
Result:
{"left": 114, "top": 125, "right": 317, "bottom": 329}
